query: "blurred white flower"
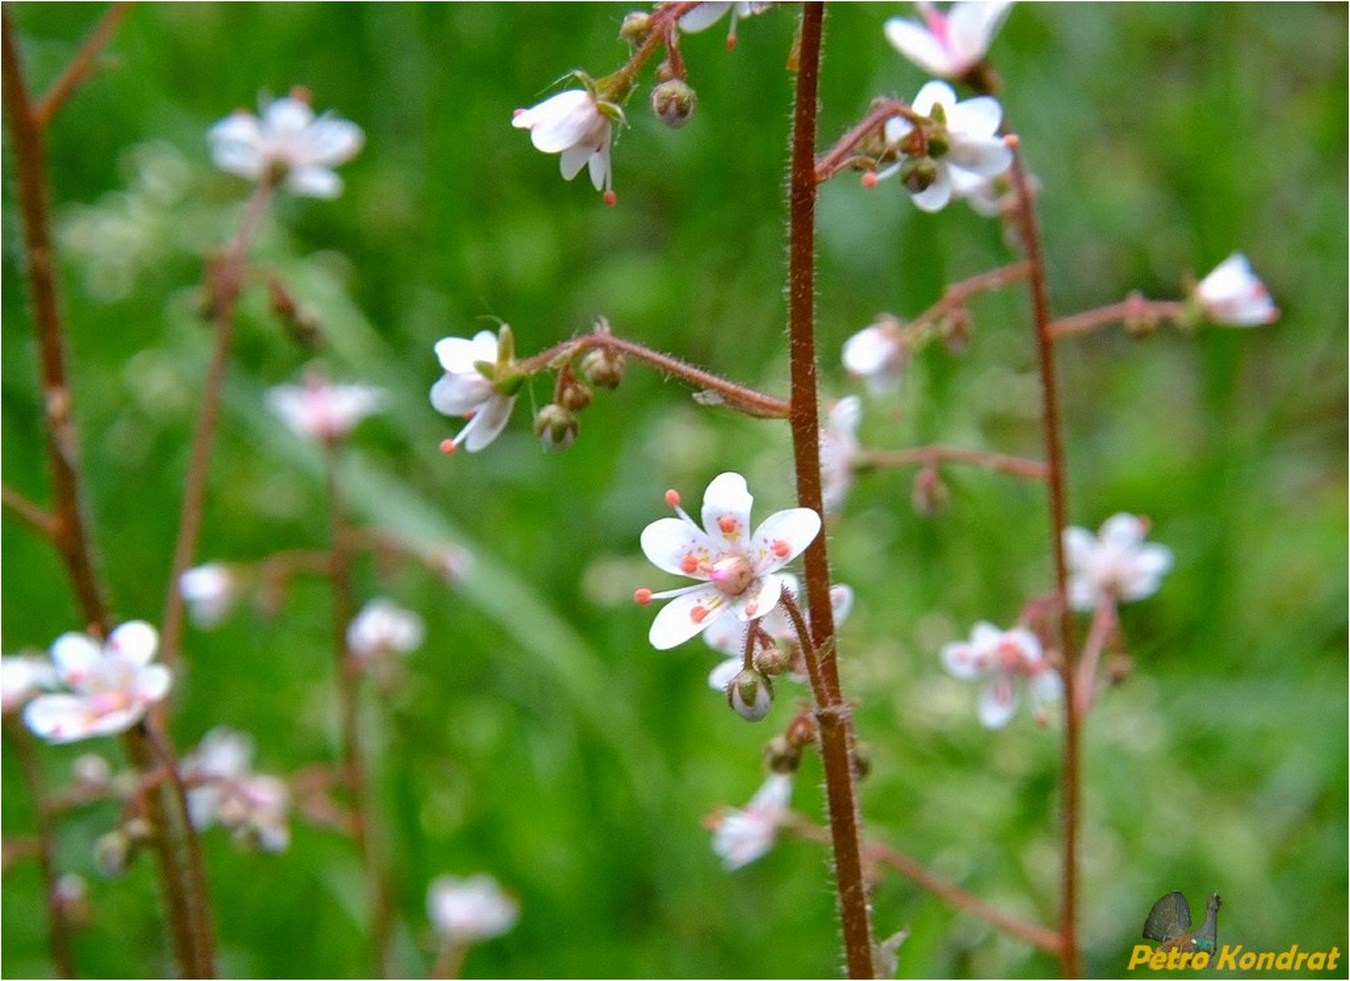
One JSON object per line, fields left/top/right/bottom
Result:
{"left": 842, "top": 315, "right": 907, "bottom": 395}
{"left": 23, "top": 622, "right": 172, "bottom": 744}
{"left": 208, "top": 92, "right": 363, "bottom": 198}
{"left": 709, "top": 772, "right": 793, "bottom": 870}
{"left": 884, "top": 1, "right": 1013, "bottom": 79}
{"left": 428, "top": 874, "right": 519, "bottom": 945}
{"left": 1194, "top": 253, "right": 1279, "bottom": 326}
{"left": 178, "top": 563, "right": 240, "bottom": 628}
{"left": 346, "top": 598, "right": 424, "bottom": 660}
{"left": 1063, "top": 514, "right": 1173, "bottom": 611}
{"left": 512, "top": 89, "right": 618, "bottom": 204}
{"left": 183, "top": 727, "right": 290, "bottom": 852}
{"left": 941, "top": 621, "right": 1061, "bottom": 728}
{"left": 430, "top": 327, "right": 519, "bottom": 454}
{"left": 636, "top": 473, "right": 821, "bottom": 650}
{"left": 820, "top": 396, "right": 862, "bottom": 514}
{"left": 880, "top": 80, "right": 1012, "bottom": 213}
{"left": 268, "top": 371, "right": 386, "bottom": 444}
{"left": 1, "top": 654, "right": 57, "bottom": 714}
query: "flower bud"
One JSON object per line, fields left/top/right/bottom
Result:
{"left": 93, "top": 830, "right": 132, "bottom": 877}
{"left": 533, "top": 404, "right": 578, "bottom": 450}
{"left": 763, "top": 734, "right": 801, "bottom": 774}
{"left": 53, "top": 873, "right": 92, "bottom": 927}
{"left": 559, "top": 378, "right": 593, "bottom": 412}
{"left": 755, "top": 640, "right": 795, "bottom": 676}
{"left": 619, "top": 11, "right": 651, "bottom": 45}
{"left": 900, "top": 156, "right": 939, "bottom": 195}
{"left": 726, "top": 668, "right": 773, "bottom": 722}
{"left": 651, "top": 79, "right": 698, "bottom": 129}
{"left": 71, "top": 754, "right": 112, "bottom": 790}
{"left": 579, "top": 347, "right": 625, "bottom": 390}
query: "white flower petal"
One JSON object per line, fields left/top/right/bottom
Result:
{"left": 708, "top": 656, "right": 742, "bottom": 691}
{"left": 286, "top": 166, "right": 342, "bottom": 199}
{"left": 748, "top": 508, "right": 821, "bottom": 574}
{"left": 911, "top": 169, "right": 954, "bottom": 212}
{"left": 947, "top": 95, "right": 1003, "bottom": 138}
{"left": 648, "top": 586, "right": 730, "bottom": 650}
{"left": 913, "top": 80, "right": 957, "bottom": 119}
{"left": 702, "top": 472, "right": 756, "bottom": 552}
{"left": 978, "top": 675, "right": 1018, "bottom": 729}
{"left": 24, "top": 694, "right": 100, "bottom": 743}
{"left": 514, "top": 90, "right": 599, "bottom": 154}
{"left": 640, "top": 516, "right": 715, "bottom": 579}
{"left": 884, "top": 17, "right": 955, "bottom": 76}
{"left": 941, "top": 640, "right": 988, "bottom": 679}
{"left": 50, "top": 633, "right": 102, "bottom": 683}
{"left": 460, "top": 394, "right": 516, "bottom": 452}
{"left": 729, "top": 573, "right": 785, "bottom": 623}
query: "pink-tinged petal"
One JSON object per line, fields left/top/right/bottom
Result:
{"left": 708, "top": 656, "right": 742, "bottom": 691}
{"left": 430, "top": 373, "right": 494, "bottom": 417}
{"left": 49, "top": 633, "right": 102, "bottom": 685}
{"left": 514, "top": 90, "right": 600, "bottom": 153}
{"left": 968, "top": 621, "right": 1004, "bottom": 652}
{"left": 1004, "top": 626, "right": 1043, "bottom": 663}
{"left": 702, "top": 472, "right": 755, "bottom": 552}
{"left": 81, "top": 703, "right": 152, "bottom": 740}
{"left": 940, "top": 640, "right": 988, "bottom": 679}
{"left": 640, "top": 516, "right": 716, "bottom": 579}
{"left": 586, "top": 142, "right": 611, "bottom": 192}
{"left": 23, "top": 694, "right": 96, "bottom": 743}
{"left": 748, "top": 771, "right": 792, "bottom": 812}
{"left": 1030, "top": 668, "right": 1063, "bottom": 706}
{"left": 947, "top": 0, "right": 1014, "bottom": 67}
{"left": 106, "top": 621, "right": 159, "bottom": 666}
{"left": 978, "top": 675, "right": 1018, "bottom": 729}
{"left": 911, "top": 168, "right": 954, "bottom": 212}
{"left": 286, "top": 166, "right": 342, "bottom": 199}
{"left": 912, "top": 80, "right": 957, "bottom": 119}
{"left": 947, "top": 96, "right": 1003, "bottom": 139}
{"left": 459, "top": 394, "right": 516, "bottom": 452}
{"left": 748, "top": 508, "right": 821, "bottom": 573}
{"left": 729, "top": 573, "right": 785, "bottom": 622}
{"left": 884, "top": 18, "right": 953, "bottom": 75}
{"left": 559, "top": 142, "right": 592, "bottom": 181}
{"left": 648, "top": 586, "right": 731, "bottom": 650}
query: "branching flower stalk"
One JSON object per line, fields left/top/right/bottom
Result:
{"left": 852, "top": 445, "right": 1049, "bottom": 481}
{"left": 785, "top": 5, "right": 875, "bottom": 977}
{"left": 2, "top": 11, "right": 216, "bottom": 977}
{"left": 325, "top": 443, "right": 395, "bottom": 977}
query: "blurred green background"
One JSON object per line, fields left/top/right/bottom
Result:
{"left": 3, "top": 3, "right": 1345, "bottom": 978}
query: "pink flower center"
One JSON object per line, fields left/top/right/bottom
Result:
{"left": 710, "top": 555, "right": 754, "bottom": 596}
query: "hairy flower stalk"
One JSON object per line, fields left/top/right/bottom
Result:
{"left": 786, "top": 5, "right": 876, "bottom": 976}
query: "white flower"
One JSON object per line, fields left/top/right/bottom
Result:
{"left": 182, "top": 727, "right": 290, "bottom": 852}
{"left": 428, "top": 875, "right": 519, "bottom": 945}
{"left": 1194, "top": 253, "right": 1279, "bottom": 327}
{"left": 820, "top": 397, "right": 862, "bottom": 514}
{"left": 22, "top": 622, "right": 172, "bottom": 744}
{"left": 636, "top": 473, "right": 821, "bottom": 651}
{"left": 178, "top": 563, "right": 240, "bottom": 629}
{"left": 709, "top": 773, "right": 793, "bottom": 870}
{"left": 842, "top": 315, "right": 907, "bottom": 395}
{"left": 678, "top": 2, "right": 768, "bottom": 47}
{"left": 940, "top": 621, "right": 1061, "bottom": 728}
{"left": 512, "top": 89, "right": 618, "bottom": 203}
{"left": 430, "top": 327, "right": 519, "bottom": 454}
{"left": 208, "top": 93, "right": 363, "bottom": 198}
{"left": 884, "top": 1, "right": 1014, "bottom": 79}
{"left": 880, "top": 80, "right": 1012, "bottom": 213}
{"left": 267, "top": 372, "right": 386, "bottom": 443}
{"left": 1063, "top": 514, "right": 1173, "bottom": 612}
{"left": 1, "top": 655, "right": 57, "bottom": 714}
{"left": 705, "top": 577, "right": 854, "bottom": 691}
{"left": 346, "top": 598, "right": 425, "bottom": 660}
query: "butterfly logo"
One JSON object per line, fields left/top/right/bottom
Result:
{"left": 1143, "top": 891, "right": 1222, "bottom": 954}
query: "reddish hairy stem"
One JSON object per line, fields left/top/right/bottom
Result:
{"left": 2, "top": 483, "right": 60, "bottom": 537}
{"left": 326, "top": 444, "right": 395, "bottom": 977}
{"left": 1008, "top": 145, "right": 1082, "bottom": 977}
{"left": 1074, "top": 597, "right": 1119, "bottom": 719}
{"left": 1048, "top": 297, "right": 1187, "bottom": 339}
{"left": 814, "top": 98, "right": 918, "bottom": 184}
{"left": 909, "top": 260, "right": 1031, "bottom": 331}
{"left": 32, "top": 2, "right": 135, "bottom": 128}
{"left": 787, "top": 5, "right": 876, "bottom": 977}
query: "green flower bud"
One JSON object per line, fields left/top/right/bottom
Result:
{"left": 619, "top": 11, "right": 651, "bottom": 45}
{"left": 726, "top": 668, "right": 773, "bottom": 722}
{"left": 651, "top": 79, "right": 698, "bottom": 129}
{"left": 534, "top": 404, "right": 578, "bottom": 450}
{"left": 559, "top": 378, "right": 593, "bottom": 412}
{"left": 579, "top": 348, "right": 625, "bottom": 390}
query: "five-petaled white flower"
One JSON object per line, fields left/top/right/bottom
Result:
{"left": 636, "top": 473, "right": 822, "bottom": 651}
{"left": 208, "top": 93, "right": 363, "bottom": 199}
{"left": 884, "top": 1, "right": 1014, "bottom": 79}
{"left": 430, "top": 327, "right": 519, "bottom": 454}
{"left": 704, "top": 576, "right": 854, "bottom": 692}
{"left": 178, "top": 563, "right": 241, "bottom": 629}
{"left": 708, "top": 772, "right": 793, "bottom": 870}
{"left": 1063, "top": 514, "right": 1173, "bottom": 612}
{"left": 1194, "top": 253, "right": 1279, "bottom": 327}
{"left": 513, "top": 89, "right": 619, "bottom": 205}
{"left": 183, "top": 727, "right": 291, "bottom": 852}
{"left": 23, "top": 622, "right": 172, "bottom": 744}
{"left": 428, "top": 875, "right": 519, "bottom": 946}
{"left": 941, "top": 621, "right": 1061, "bottom": 729}
{"left": 878, "top": 80, "right": 1012, "bottom": 213}
{"left": 820, "top": 397, "right": 863, "bottom": 514}
{"left": 1, "top": 654, "right": 57, "bottom": 714}
{"left": 268, "top": 372, "right": 386, "bottom": 444}
{"left": 346, "top": 598, "right": 425, "bottom": 660}
{"left": 842, "top": 315, "right": 907, "bottom": 395}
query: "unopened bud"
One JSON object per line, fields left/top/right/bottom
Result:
{"left": 533, "top": 404, "right": 578, "bottom": 450}
{"left": 619, "top": 11, "right": 651, "bottom": 45}
{"left": 756, "top": 640, "right": 795, "bottom": 676}
{"left": 579, "top": 347, "right": 625, "bottom": 390}
{"left": 726, "top": 668, "right": 773, "bottom": 722}
{"left": 71, "top": 754, "right": 112, "bottom": 790}
{"left": 651, "top": 79, "right": 697, "bottom": 129}
{"left": 900, "top": 156, "right": 939, "bottom": 195}
{"left": 559, "top": 378, "right": 593, "bottom": 412}
{"left": 93, "top": 831, "right": 132, "bottom": 876}
{"left": 764, "top": 734, "right": 801, "bottom": 774}
{"left": 53, "top": 873, "right": 92, "bottom": 927}
{"left": 268, "top": 276, "right": 324, "bottom": 349}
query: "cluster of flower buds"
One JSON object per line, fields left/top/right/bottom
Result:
{"left": 533, "top": 321, "right": 627, "bottom": 452}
